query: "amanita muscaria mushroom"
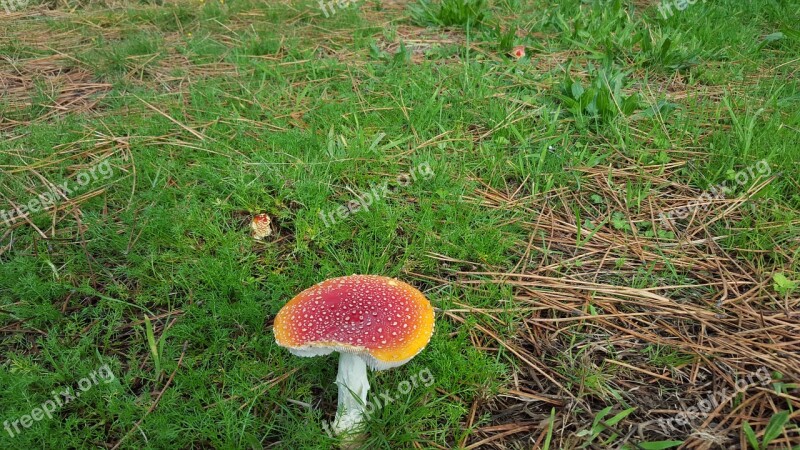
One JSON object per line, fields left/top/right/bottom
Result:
{"left": 274, "top": 275, "right": 435, "bottom": 435}
{"left": 251, "top": 213, "right": 272, "bottom": 240}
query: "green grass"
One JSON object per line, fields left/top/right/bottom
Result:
{"left": 1, "top": 0, "right": 799, "bottom": 448}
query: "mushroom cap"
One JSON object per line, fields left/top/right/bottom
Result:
{"left": 251, "top": 213, "right": 272, "bottom": 240}
{"left": 273, "top": 275, "right": 435, "bottom": 370}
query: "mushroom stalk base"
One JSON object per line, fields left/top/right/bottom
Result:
{"left": 332, "top": 352, "right": 370, "bottom": 435}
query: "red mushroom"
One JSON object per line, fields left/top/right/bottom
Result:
{"left": 273, "top": 275, "right": 435, "bottom": 435}
{"left": 251, "top": 213, "right": 272, "bottom": 240}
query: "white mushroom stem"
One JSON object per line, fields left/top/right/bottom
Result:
{"left": 332, "top": 352, "right": 370, "bottom": 435}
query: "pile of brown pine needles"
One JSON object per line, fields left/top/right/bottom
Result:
{"left": 424, "top": 161, "right": 799, "bottom": 449}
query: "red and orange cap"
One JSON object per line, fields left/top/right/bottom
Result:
{"left": 274, "top": 275, "right": 435, "bottom": 370}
